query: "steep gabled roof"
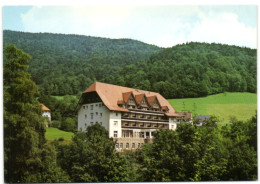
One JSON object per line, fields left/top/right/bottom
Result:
{"left": 147, "top": 96, "right": 156, "bottom": 106}
{"left": 79, "top": 82, "right": 179, "bottom": 116}
{"left": 147, "top": 95, "right": 161, "bottom": 108}
{"left": 41, "top": 104, "right": 50, "bottom": 111}
{"left": 135, "top": 93, "right": 145, "bottom": 104}
{"left": 122, "top": 92, "right": 132, "bottom": 103}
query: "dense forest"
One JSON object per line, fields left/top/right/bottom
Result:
{"left": 3, "top": 30, "right": 161, "bottom": 95}
{"left": 3, "top": 30, "right": 256, "bottom": 98}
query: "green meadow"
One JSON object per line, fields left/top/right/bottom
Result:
{"left": 52, "top": 95, "right": 78, "bottom": 100}
{"left": 45, "top": 127, "right": 74, "bottom": 141}
{"left": 168, "top": 92, "right": 257, "bottom": 124}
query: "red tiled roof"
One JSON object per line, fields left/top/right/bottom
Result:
{"left": 117, "top": 100, "right": 124, "bottom": 105}
{"left": 135, "top": 94, "right": 145, "bottom": 104}
{"left": 122, "top": 92, "right": 132, "bottom": 103}
{"left": 147, "top": 96, "right": 156, "bottom": 106}
{"left": 41, "top": 104, "right": 50, "bottom": 111}
{"left": 81, "top": 82, "right": 177, "bottom": 115}
{"left": 162, "top": 106, "right": 169, "bottom": 110}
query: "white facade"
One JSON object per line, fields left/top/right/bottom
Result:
{"left": 78, "top": 102, "right": 110, "bottom": 132}
{"left": 42, "top": 111, "right": 51, "bottom": 121}
{"left": 108, "top": 111, "right": 122, "bottom": 138}
{"left": 169, "top": 117, "right": 178, "bottom": 130}
{"left": 78, "top": 102, "right": 125, "bottom": 138}
{"left": 78, "top": 103, "right": 179, "bottom": 138}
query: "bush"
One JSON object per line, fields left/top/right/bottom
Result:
{"left": 60, "top": 118, "right": 76, "bottom": 132}
{"left": 58, "top": 137, "right": 64, "bottom": 141}
{"left": 51, "top": 120, "right": 61, "bottom": 128}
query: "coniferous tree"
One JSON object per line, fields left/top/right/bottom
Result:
{"left": 4, "top": 45, "right": 46, "bottom": 182}
{"left": 4, "top": 45, "right": 69, "bottom": 182}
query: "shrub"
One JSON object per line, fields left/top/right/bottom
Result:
{"left": 51, "top": 120, "right": 61, "bottom": 128}
{"left": 58, "top": 137, "right": 64, "bottom": 141}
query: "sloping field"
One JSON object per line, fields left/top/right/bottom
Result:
{"left": 168, "top": 92, "right": 257, "bottom": 124}
{"left": 45, "top": 127, "right": 74, "bottom": 141}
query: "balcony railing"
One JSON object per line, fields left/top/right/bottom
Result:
{"left": 122, "top": 116, "right": 168, "bottom": 122}
{"left": 128, "top": 108, "right": 165, "bottom": 114}
{"left": 122, "top": 123, "right": 168, "bottom": 129}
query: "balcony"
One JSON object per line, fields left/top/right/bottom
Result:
{"left": 129, "top": 108, "right": 165, "bottom": 115}
{"left": 122, "top": 122, "right": 168, "bottom": 129}
{"left": 122, "top": 116, "right": 168, "bottom": 123}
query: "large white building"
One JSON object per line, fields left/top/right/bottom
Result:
{"left": 77, "top": 82, "right": 191, "bottom": 151}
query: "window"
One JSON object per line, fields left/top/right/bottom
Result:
{"left": 85, "top": 123, "right": 87, "bottom": 127}
{"left": 96, "top": 104, "right": 98, "bottom": 107}
{"left": 114, "top": 121, "right": 118, "bottom": 126}
{"left": 132, "top": 143, "right": 135, "bottom": 148}
{"left": 83, "top": 105, "right": 85, "bottom": 109}
{"left": 86, "top": 105, "right": 88, "bottom": 109}
{"left": 114, "top": 131, "right": 118, "bottom": 137}
{"left": 146, "top": 132, "right": 150, "bottom": 138}
{"left": 141, "top": 132, "right": 144, "bottom": 138}
{"left": 138, "top": 143, "right": 140, "bottom": 148}
{"left": 100, "top": 113, "right": 102, "bottom": 117}
{"left": 151, "top": 132, "right": 154, "bottom": 137}
{"left": 90, "top": 122, "right": 94, "bottom": 126}
{"left": 115, "top": 112, "right": 118, "bottom": 116}
{"left": 116, "top": 143, "right": 119, "bottom": 149}
{"left": 120, "top": 143, "right": 123, "bottom": 149}
{"left": 100, "top": 122, "right": 102, "bottom": 125}
{"left": 91, "top": 105, "right": 93, "bottom": 110}
{"left": 99, "top": 104, "right": 101, "bottom": 107}
{"left": 171, "top": 125, "right": 175, "bottom": 129}
{"left": 85, "top": 114, "right": 87, "bottom": 119}
{"left": 91, "top": 113, "right": 94, "bottom": 119}
{"left": 96, "top": 112, "right": 98, "bottom": 115}
{"left": 126, "top": 143, "right": 129, "bottom": 149}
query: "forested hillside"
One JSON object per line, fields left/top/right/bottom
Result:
{"left": 3, "top": 30, "right": 161, "bottom": 95}
{"left": 3, "top": 30, "right": 256, "bottom": 98}
{"left": 115, "top": 42, "right": 256, "bottom": 98}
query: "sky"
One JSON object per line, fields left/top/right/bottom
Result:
{"left": 2, "top": 5, "right": 257, "bottom": 48}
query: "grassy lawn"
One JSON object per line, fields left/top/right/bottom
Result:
{"left": 52, "top": 95, "right": 77, "bottom": 100}
{"left": 45, "top": 127, "right": 74, "bottom": 141}
{"left": 168, "top": 92, "right": 257, "bottom": 124}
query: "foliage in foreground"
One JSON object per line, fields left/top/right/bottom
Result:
{"left": 57, "top": 124, "right": 132, "bottom": 182}
{"left": 139, "top": 116, "right": 257, "bottom": 181}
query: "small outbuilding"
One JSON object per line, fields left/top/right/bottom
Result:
{"left": 41, "top": 104, "right": 51, "bottom": 124}
{"left": 194, "top": 115, "right": 211, "bottom": 126}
